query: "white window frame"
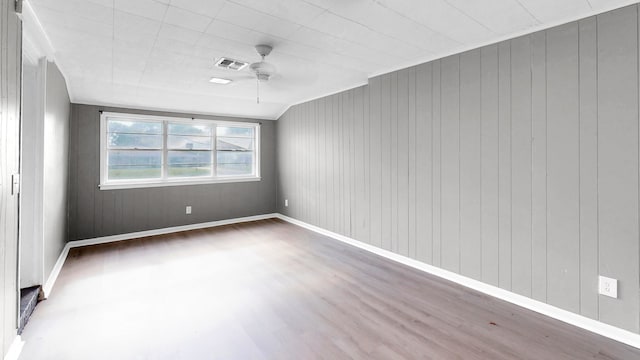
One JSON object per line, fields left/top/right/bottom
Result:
{"left": 99, "top": 112, "right": 261, "bottom": 190}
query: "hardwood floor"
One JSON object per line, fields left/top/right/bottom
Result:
{"left": 19, "top": 219, "right": 640, "bottom": 359}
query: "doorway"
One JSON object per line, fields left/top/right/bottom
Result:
{"left": 19, "top": 32, "right": 47, "bottom": 333}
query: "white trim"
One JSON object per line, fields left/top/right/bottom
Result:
{"left": 21, "top": 1, "right": 54, "bottom": 61}
{"left": 42, "top": 214, "right": 278, "bottom": 297}
{"left": 275, "top": 2, "right": 640, "bottom": 121}
{"left": 254, "top": 124, "right": 261, "bottom": 179}
{"left": 3, "top": 336, "right": 23, "bottom": 360}
{"left": 19, "top": 53, "right": 47, "bottom": 290}
{"left": 99, "top": 176, "right": 262, "bottom": 190}
{"left": 40, "top": 212, "right": 640, "bottom": 349}
{"left": 42, "top": 243, "right": 69, "bottom": 299}
{"left": 22, "top": 1, "right": 73, "bottom": 100}
{"left": 33, "top": 58, "right": 47, "bottom": 290}
{"left": 74, "top": 101, "right": 279, "bottom": 121}
{"left": 275, "top": 214, "right": 640, "bottom": 349}
{"left": 99, "top": 112, "right": 261, "bottom": 190}
{"left": 367, "top": 1, "right": 640, "bottom": 79}
{"left": 69, "top": 213, "right": 277, "bottom": 248}
{"left": 275, "top": 82, "right": 368, "bottom": 120}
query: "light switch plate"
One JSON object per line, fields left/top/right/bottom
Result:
{"left": 599, "top": 276, "right": 618, "bottom": 298}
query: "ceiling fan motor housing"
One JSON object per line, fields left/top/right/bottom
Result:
{"left": 255, "top": 44, "right": 273, "bottom": 57}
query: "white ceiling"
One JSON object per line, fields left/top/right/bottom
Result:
{"left": 28, "top": 0, "right": 638, "bottom": 120}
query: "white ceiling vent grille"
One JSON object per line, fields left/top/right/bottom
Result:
{"left": 215, "top": 58, "right": 249, "bottom": 71}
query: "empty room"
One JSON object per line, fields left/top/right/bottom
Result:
{"left": 3, "top": 0, "right": 640, "bottom": 359}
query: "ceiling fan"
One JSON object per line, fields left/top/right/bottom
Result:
{"left": 212, "top": 44, "right": 278, "bottom": 104}
{"left": 250, "top": 45, "right": 276, "bottom": 82}
{"left": 212, "top": 44, "right": 316, "bottom": 104}
{"left": 249, "top": 44, "right": 277, "bottom": 104}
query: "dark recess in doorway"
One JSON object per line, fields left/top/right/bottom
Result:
{"left": 19, "top": 286, "right": 41, "bottom": 334}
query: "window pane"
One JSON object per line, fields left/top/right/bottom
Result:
{"left": 168, "top": 164, "right": 212, "bottom": 177}
{"left": 109, "top": 166, "right": 162, "bottom": 180}
{"left": 167, "top": 150, "right": 212, "bottom": 178}
{"left": 168, "top": 123, "right": 212, "bottom": 136}
{"left": 108, "top": 119, "right": 162, "bottom": 134}
{"left": 217, "top": 137, "right": 253, "bottom": 151}
{"left": 102, "top": 114, "right": 260, "bottom": 185}
{"left": 108, "top": 150, "right": 162, "bottom": 180}
{"left": 168, "top": 150, "right": 212, "bottom": 165}
{"left": 108, "top": 133, "right": 162, "bottom": 149}
{"left": 109, "top": 150, "right": 162, "bottom": 166}
{"left": 216, "top": 126, "right": 254, "bottom": 137}
{"left": 217, "top": 151, "right": 253, "bottom": 176}
{"left": 168, "top": 135, "right": 212, "bottom": 150}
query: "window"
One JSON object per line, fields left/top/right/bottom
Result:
{"left": 100, "top": 112, "right": 260, "bottom": 190}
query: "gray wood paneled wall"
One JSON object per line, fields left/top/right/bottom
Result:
{"left": 0, "top": 0, "right": 22, "bottom": 356}
{"left": 68, "top": 104, "right": 277, "bottom": 241}
{"left": 277, "top": 5, "right": 640, "bottom": 333}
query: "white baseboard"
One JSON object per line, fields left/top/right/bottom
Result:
{"left": 43, "top": 243, "right": 69, "bottom": 298}
{"left": 43, "top": 213, "right": 277, "bottom": 298}
{"left": 41, "top": 212, "right": 640, "bottom": 349}
{"left": 3, "top": 336, "right": 23, "bottom": 360}
{"left": 275, "top": 214, "right": 640, "bottom": 350}
{"left": 68, "top": 213, "right": 278, "bottom": 248}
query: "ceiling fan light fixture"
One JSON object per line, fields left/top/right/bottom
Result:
{"left": 256, "top": 73, "right": 270, "bottom": 81}
{"left": 209, "top": 77, "right": 233, "bottom": 84}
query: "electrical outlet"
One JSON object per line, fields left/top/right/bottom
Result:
{"left": 599, "top": 276, "right": 618, "bottom": 298}
{"left": 284, "top": 199, "right": 288, "bottom": 207}
{"left": 185, "top": 206, "right": 192, "bottom": 215}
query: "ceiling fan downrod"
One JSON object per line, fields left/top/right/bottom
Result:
{"left": 252, "top": 44, "right": 273, "bottom": 105}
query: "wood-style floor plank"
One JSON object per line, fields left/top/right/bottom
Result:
{"left": 18, "top": 219, "right": 640, "bottom": 359}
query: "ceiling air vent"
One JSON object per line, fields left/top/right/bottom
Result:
{"left": 214, "top": 57, "right": 249, "bottom": 71}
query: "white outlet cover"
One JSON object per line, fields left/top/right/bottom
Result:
{"left": 598, "top": 276, "right": 618, "bottom": 298}
{"left": 284, "top": 199, "right": 288, "bottom": 207}
{"left": 186, "top": 206, "right": 192, "bottom": 214}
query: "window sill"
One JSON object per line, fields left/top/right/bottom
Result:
{"left": 99, "top": 176, "right": 261, "bottom": 190}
